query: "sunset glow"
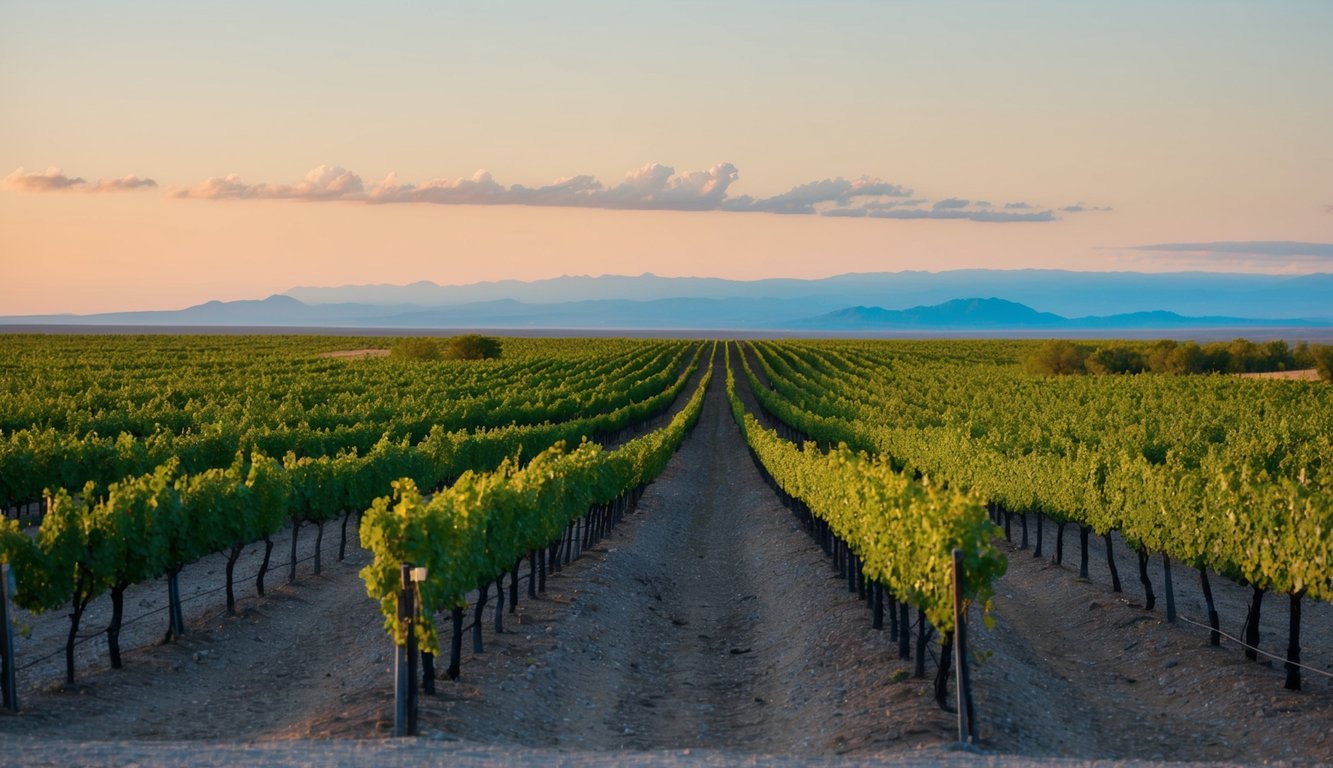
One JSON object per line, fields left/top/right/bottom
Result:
{"left": 2, "top": 1, "right": 1330, "bottom": 315}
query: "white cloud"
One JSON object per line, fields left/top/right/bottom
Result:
{"left": 1129, "top": 241, "right": 1333, "bottom": 260}
{"left": 90, "top": 175, "right": 157, "bottom": 191}
{"left": 3, "top": 167, "right": 157, "bottom": 193}
{"left": 724, "top": 176, "right": 911, "bottom": 215}
{"left": 173, "top": 165, "right": 362, "bottom": 200}
{"left": 169, "top": 162, "right": 1100, "bottom": 223}
{"left": 368, "top": 162, "right": 742, "bottom": 211}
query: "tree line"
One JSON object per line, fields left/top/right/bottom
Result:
{"left": 1025, "top": 338, "right": 1333, "bottom": 379}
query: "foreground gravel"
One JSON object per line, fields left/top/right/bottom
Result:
{"left": 0, "top": 735, "right": 1266, "bottom": 768}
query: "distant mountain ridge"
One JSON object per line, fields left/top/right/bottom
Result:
{"left": 787, "top": 298, "right": 1303, "bottom": 330}
{"left": 4, "top": 291, "right": 1328, "bottom": 335}
{"left": 800, "top": 298, "right": 1066, "bottom": 328}
{"left": 284, "top": 270, "right": 1333, "bottom": 321}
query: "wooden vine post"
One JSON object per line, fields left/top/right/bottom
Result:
{"left": 1, "top": 564, "right": 17, "bottom": 712}
{"left": 953, "top": 549, "right": 978, "bottom": 746}
{"left": 394, "top": 563, "right": 424, "bottom": 736}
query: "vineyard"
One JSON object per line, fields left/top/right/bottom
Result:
{"left": 0, "top": 334, "right": 1330, "bottom": 765}
{"left": 741, "top": 340, "right": 1331, "bottom": 689}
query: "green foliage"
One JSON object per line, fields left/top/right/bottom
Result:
{"left": 744, "top": 338, "right": 1331, "bottom": 603}
{"left": 244, "top": 453, "right": 290, "bottom": 541}
{"left": 390, "top": 337, "right": 443, "bottom": 361}
{"left": 1197, "top": 338, "right": 1296, "bottom": 373}
{"left": 727, "top": 344, "right": 1005, "bottom": 634}
{"left": 1312, "top": 344, "right": 1333, "bottom": 382}
{"left": 1163, "top": 340, "right": 1205, "bottom": 375}
{"left": 0, "top": 336, "right": 696, "bottom": 510}
{"left": 360, "top": 349, "right": 713, "bottom": 652}
{"left": 0, "top": 336, "right": 706, "bottom": 667}
{"left": 446, "top": 335, "right": 502, "bottom": 360}
{"left": 11, "top": 487, "right": 93, "bottom": 613}
{"left": 391, "top": 335, "right": 502, "bottom": 362}
{"left": 6, "top": 330, "right": 1323, "bottom": 674}
{"left": 1024, "top": 340, "right": 1090, "bottom": 376}
{"left": 1029, "top": 337, "right": 1315, "bottom": 378}
{"left": 1084, "top": 345, "right": 1145, "bottom": 375}
{"left": 108, "top": 462, "right": 180, "bottom": 588}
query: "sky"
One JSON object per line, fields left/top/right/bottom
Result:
{"left": 2, "top": 1, "right": 1331, "bottom": 314}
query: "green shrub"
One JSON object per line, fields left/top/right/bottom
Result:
{"left": 1312, "top": 344, "right": 1333, "bottom": 382}
{"left": 1162, "top": 341, "right": 1205, "bottom": 375}
{"left": 1143, "top": 339, "right": 1178, "bottom": 373}
{"left": 446, "top": 335, "right": 502, "bottom": 361}
{"left": 1024, "top": 340, "right": 1090, "bottom": 376}
{"left": 390, "top": 337, "right": 443, "bottom": 361}
{"left": 1084, "top": 345, "right": 1145, "bottom": 375}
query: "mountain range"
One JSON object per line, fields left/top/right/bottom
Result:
{"left": 3, "top": 270, "right": 1329, "bottom": 335}
{"left": 281, "top": 270, "right": 1332, "bottom": 320}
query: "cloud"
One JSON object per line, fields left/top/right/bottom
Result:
{"left": 602, "top": 162, "right": 739, "bottom": 211}
{"left": 821, "top": 207, "right": 868, "bottom": 218}
{"left": 90, "top": 175, "right": 158, "bottom": 192}
{"left": 932, "top": 197, "right": 970, "bottom": 210}
{"left": 866, "top": 207, "right": 1056, "bottom": 223}
{"left": 367, "top": 169, "right": 504, "bottom": 205}
{"left": 722, "top": 176, "right": 911, "bottom": 215}
{"left": 174, "top": 165, "right": 363, "bottom": 200}
{"left": 1128, "top": 241, "right": 1333, "bottom": 259}
{"left": 510, "top": 174, "right": 602, "bottom": 206}
{"left": 967, "top": 209, "right": 1058, "bottom": 223}
{"left": 3, "top": 167, "right": 85, "bottom": 191}
{"left": 170, "top": 162, "right": 1097, "bottom": 223}
{"left": 364, "top": 162, "right": 741, "bottom": 212}
{"left": 2, "top": 167, "right": 157, "bottom": 193}
{"left": 863, "top": 198, "right": 926, "bottom": 210}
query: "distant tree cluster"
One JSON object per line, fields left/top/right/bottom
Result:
{"left": 447, "top": 334, "right": 503, "bottom": 360}
{"left": 1023, "top": 340, "right": 1090, "bottom": 376}
{"left": 390, "top": 337, "right": 444, "bottom": 361}
{"left": 390, "top": 335, "right": 503, "bottom": 362}
{"left": 1314, "top": 345, "right": 1333, "bottom": 381}
{"left": 1025, "top": 338, "right": 1331, "bottom": 380}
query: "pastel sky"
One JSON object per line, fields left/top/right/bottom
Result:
{"left": 2, "top": 1, "right": 1331, "bottom": 314}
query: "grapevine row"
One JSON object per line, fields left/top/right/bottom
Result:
{"left": 724, "top": 344, "right": 1005, "bottom": 707}
{"left": 0, "top": 340, "right": 706, "bottom": 685}
{"left": 357, "top": 345, "right": 715, "bottom": 669}
{"left": 745, "top": 340, "right": 1331, "bottom": 689}
{"left": 1, "top": 338, "right": 694, "bottom": 511}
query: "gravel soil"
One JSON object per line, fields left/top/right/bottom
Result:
{"left": 1, "top": 348, "right": 1330, "bottom": 767}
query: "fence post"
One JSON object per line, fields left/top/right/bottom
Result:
{"left": 393, "top": 563, "right": 414, "bottom": 736}
{"left": 167, "top": 569, "right": 185, "bottom": 639}
{"left": 1, "top": 564, "right": 17, "bottom": 711}
{"left": 407, "top": 568, "right": 419, "bottom": 736}
{"left": 953, "top": 549, "right": 977, "bottom": 746}
{"left": 1162, "top": 554, "right": 1177, "bottom": 623}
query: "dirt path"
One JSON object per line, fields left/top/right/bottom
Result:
{"left": 318, "top": 348, "right": 391, "bottom": 359}
{"left": 409, "top": 347, "right": 951, "bottom": 755}
{"left": 2, "top": 344, "right": 1331, "bottom": 767}
{"left": 1237, "top": 369, "right": 1320, "bottom": 380}
{"left": 972, "top": 530, "right": 1333, "bottom": 763}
